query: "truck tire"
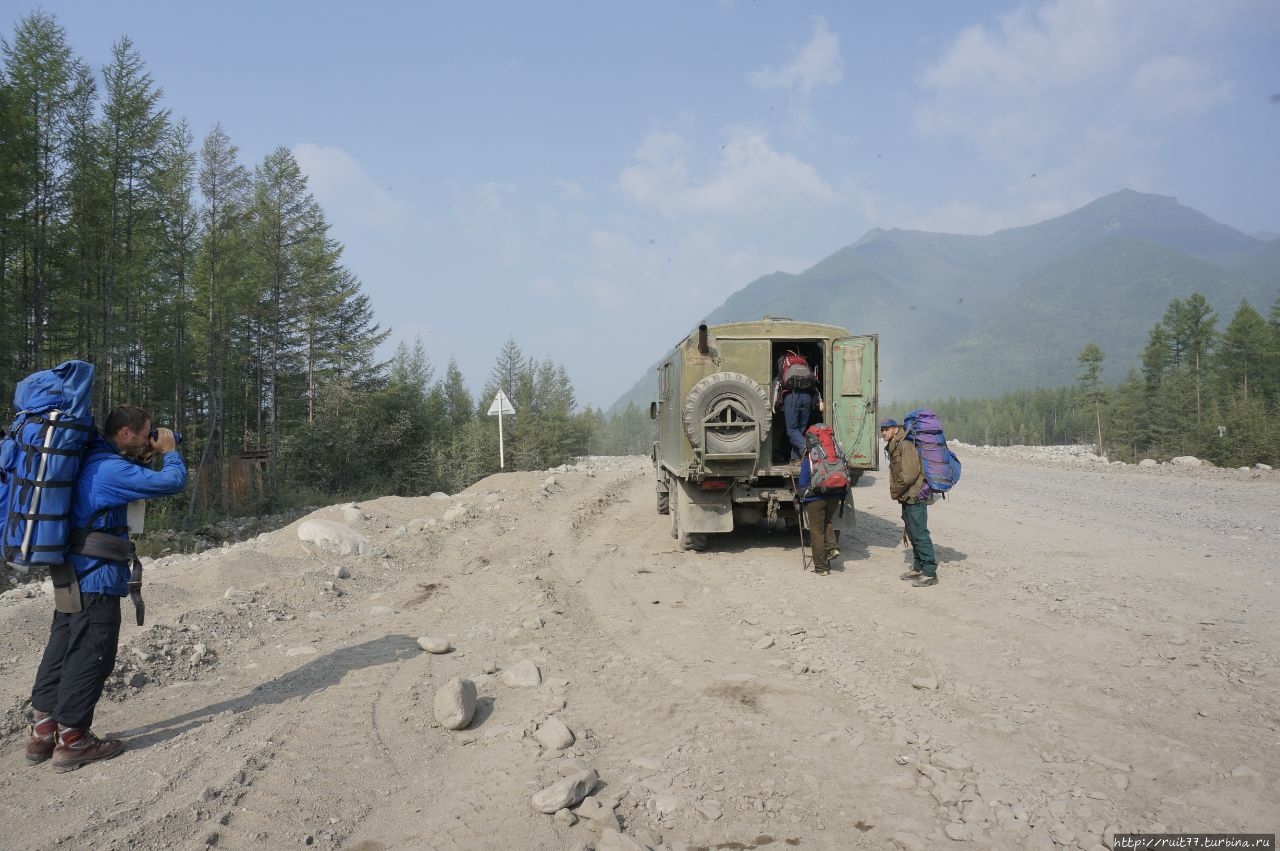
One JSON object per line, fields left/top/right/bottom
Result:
{"left": 657, "top": 482, "right": 670, "bottom": 515}
{"left": 681, "top": 372, "right": 771, "bottom": 455}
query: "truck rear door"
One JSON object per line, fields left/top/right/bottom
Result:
{"left": 828, "top": 335, "right": 879, "bottom": 471}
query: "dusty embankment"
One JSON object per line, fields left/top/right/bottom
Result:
{"left": 0, "top": 450, "right": 1276, "bottom": 851}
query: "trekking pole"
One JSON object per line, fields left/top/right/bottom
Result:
{"left": 19, "top": 410, "right": 60, "bottom": 561}
{"left": 787, "top": 471, "right": 811, "bottom": 572}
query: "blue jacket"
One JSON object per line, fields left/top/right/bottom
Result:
{"left": 798, "top": 454, "right": 846, "bottom": 504}
{"left": 71, "top": 434, "right": 187, "bottom": 595}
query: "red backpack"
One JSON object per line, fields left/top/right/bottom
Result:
{"left": 779, "top": 352, "right": 815, "bottom": 391}
{"left": 804, "top": 424, "right": 850, "bottom": 495}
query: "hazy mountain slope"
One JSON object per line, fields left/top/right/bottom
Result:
{"left": 609, "top": 190, "right": 1277, "bottom": 414}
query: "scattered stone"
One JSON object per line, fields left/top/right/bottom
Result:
{"left": 428, "top": 492, "right": 451, "bottom": 500}
{"left": 649, "top": 793, "right": 679, "bottom": 816}
{"left": 911, "top": 676, "right": 938, "bottom": 690}
{"left": 531, "top": 769, "right": 598, "bottom": 813}
{"left": 944, "top": 823, "right": 970, "bottom": 841}
{"left": 286, "top": 646, "right": 317, "bottom": 657}
{"left": 522, "top": 616, "right": 545, "bottom": 630}
{"left": 553, "top": 807, "right": 577, "bottom": 827}
{"left": 416, "top": 636, "right": 452, "bottom": 654}
{"left": 931, "top": 782, "right": 962, "bottom": 806}
{"left": 534, "top": 717, "right": 575, "bottom": 750}
{"left": 190, "top": 643, "right": 208, "bottom": 664}
{"left": 296, "top": 518, "right": 370, "bottom": 556}
{"left": 1111, "top": 773, "right": 1129, "bottom": 791}
{"left": 694, "top": 799, "right": 723, "bottom": 820}
{"left": 753, "top": 636, "right": 775, "bottom": 650}
{"left": 441, "top": 506, "right": 467, "bottom": 524}
{"left": 332, "top": 565, "right": 350, "bottom": 580}
{"left": 341, "top": 506, "right": 367, "bottom": 524}
{"left": 482, "top": 661, "right": 499, "bottom": 675}
{"left": 434, "top": 677, "right": 477, "bottom": 730}
{"left": 501, "top": 659, "right": 542, "bottom": 688}
{"left": 224, "top": 588, "right": 254, "bottom": 602}
{"left": 1138, "top": 459, "right": 1157, "bottom": 467}
{"left": 1170, "top": 455, "right": 1203, "bottom": 466}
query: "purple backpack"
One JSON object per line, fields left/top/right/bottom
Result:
{"left": 903, "top": 409, "right": 962, "bottom": 500}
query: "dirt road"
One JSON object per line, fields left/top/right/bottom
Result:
{"left": 1, "top": 450, "right": 1276, "bottom": 850}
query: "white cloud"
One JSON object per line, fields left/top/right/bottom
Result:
{"left": 749, "top": 17, "right": 843, "bottom": 95}
{"left": 619, "top": 127, "right": 837, "bottom": 216}
{"left": 909, "top": 0, "right": 1250, "bottom": 223}
{"left": 293, "top": 143, "right": 411, "bottom": 229}
{"left": 1127, "top": 54, "right": 1233, "bottom": 123}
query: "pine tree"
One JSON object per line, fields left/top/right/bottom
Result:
{"left": 1076, "top": 342, "right": 1107, "bottom": 454}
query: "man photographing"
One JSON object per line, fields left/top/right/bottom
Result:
{"left": 26, "top": 404, "right": 187, "bottom": 772}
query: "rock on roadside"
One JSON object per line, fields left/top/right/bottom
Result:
{"left": 534, "top": 717, "right": 575, "bottom": 750}
{"left": 417, "top": 636, "right": 452, "bottom": 654}
{"left": 433, "top": 677, "right": 477, "bottom": 730}
{"left": 531, "top": 769, "right": 598, "bottom": 813}
{"left": 296, "top": 518, "right": 370, "bottom": 556}
{"left": 501, "top": 659, "right": 542, "bottom": 687}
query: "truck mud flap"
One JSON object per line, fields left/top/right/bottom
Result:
{"left": 673, "top": 480, "right": 734, "bottom": 534}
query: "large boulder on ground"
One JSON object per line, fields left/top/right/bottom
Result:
{"left": 433, "top": 677, "right": 477, "bottom": 730}
{"left": 296, "top": 518, "right": 370, "bottom": 556}
{"left": 1170, "top": 455, "right": 1204, "bottom": 467}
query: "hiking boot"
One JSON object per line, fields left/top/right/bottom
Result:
{"left": 911, "top": 575, "right": 939, "bottom": 588}
{"left": 899, "top": 570, "right": 923, "bottom": 581}
{"left": 25, "top": 712, "right": 57, "bottom": 765}
{"left": 814, "top": 566, "right": 830, "bottom": 576}
{"left": 51, "top": 728, "right": 125, "bottom": 773}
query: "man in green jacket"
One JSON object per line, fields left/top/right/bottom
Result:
{"left": 880, "top": 418, "right": 938, "bottom": 587}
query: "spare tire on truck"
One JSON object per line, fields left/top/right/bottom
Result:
{"left": 681, "top": 372, "right": 771, "bottom": 455}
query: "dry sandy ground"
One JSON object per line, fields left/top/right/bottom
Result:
{"left": 0, "top": 450, "right": 1277, "bottom": 851}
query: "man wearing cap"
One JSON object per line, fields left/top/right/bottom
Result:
{"left": 879, "top": 418, "right": 938, "bottom": 587}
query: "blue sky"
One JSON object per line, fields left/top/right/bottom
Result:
{"left": 17, "top": 0, "right": 1280, "bottom": 408}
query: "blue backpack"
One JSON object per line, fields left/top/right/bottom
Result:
{"left": 1, "top": 361, "right": 96, "bottom": 567}
{"left": 903, "top": 409, "right": 961, "bottom": 500}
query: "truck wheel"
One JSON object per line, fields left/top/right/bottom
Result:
{"left": 657, "top": 486, "right": 670, "bottom": 515}
{"left": 679, "top": 532, "right": 707, "bottom": 551}
{"left": 681, "top": 372, "right": 771, "bottom": 455}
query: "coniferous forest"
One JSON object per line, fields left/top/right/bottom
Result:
{"left": 0, "top": 12, "right": 647, "bottom": 521}
{"left": 901, "top": 291, "right": 1280, "bottom": 467}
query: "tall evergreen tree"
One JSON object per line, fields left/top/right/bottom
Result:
{"left": 1076, "top": 342, "right": 1107, "bottom": 454}
{"left": 1217, "top": 301, "right": 1271, "bottom": 402}
{"left": 99, "top": 35, "right": 169, "bottom": 404}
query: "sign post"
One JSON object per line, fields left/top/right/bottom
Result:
{"left": 487, "top": 389, "right": 516, "bottom": 468}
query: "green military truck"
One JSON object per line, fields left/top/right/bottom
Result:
{"left": 650, "top": 318, "right": 879, "bottom": 550}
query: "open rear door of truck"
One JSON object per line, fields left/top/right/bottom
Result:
{"left": 828, "top": 335, "right": 879, "bottom": 472}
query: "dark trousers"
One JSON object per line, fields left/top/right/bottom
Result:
{"left": 783, "top": 391, "right": 813, "bottom": 459}
{"left": 902, "top": 501, "right": 937, "bottom": 577}
{"left": 804, "top": 498, "right": 840, "bottom": 570}
{"left": 31, "top": 593, "right": 122, "bottom": 729}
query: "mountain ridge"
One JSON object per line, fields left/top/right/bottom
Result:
{"left": 609, "top": 190, "right": 1278, "bottom": 414}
